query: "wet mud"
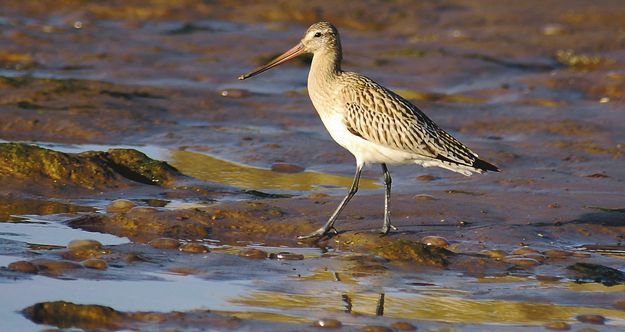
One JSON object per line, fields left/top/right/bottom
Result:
{"left": 1, "top": 1, "right": 625, "bottom": 331}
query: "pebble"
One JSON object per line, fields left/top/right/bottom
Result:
{"left": 30, "top": 259, "right": 82, "bottom": 271}
{"left": 547, "top": 203, "right": 560, "bottom": 208}
{"left": 576, "top": 328, "right": 599, "bottom": 332}
{"left": 313, "top": 318, "right": 342, "bottom": 328}
{"left": 576, "top": 314, "right": 605, "bottom": 325}
{"left": 523, "top": 253, "right": 546, "bottom": 263}
{"left": 168, "top": 266, "right": 200, "bottom": 275}
{"left": 536, "top": 275, "right": 562, "bottom": 282}
{"left": 67, "top": 239, "right": 102, "bottom": 250}
{"left": 8, "top": 260, "right": 38, "bottom": 273}
{"left": 544, "top": 321, "right": 571, "bottom": 330}
{"left": 420, "top": 236, "right": 449, "bottom": 248}
{"left": 148, "top": 238, "right": 180, "bottom": 249}
{"left": 270, "top": 162, "right": 305, "bottom": 173}
{"left": 512, "top": 247, "right": 540, "bottom": 255}
{"left": 106, "top": 199, "right": 136, "bottom": 213}
{"left": 219, "top": 88, "right": 250, "bottom": 98}
{"left": 82, "top": 258, "right": 108, "bottom": 270}
{"left": 361, "top": 325, "right": 392, "bottom": 332}
{"left": 269, "top": 252, "right": 304, "bottom": 260}
{"left": 543, "top": 249, "right": 574, "bottom": 258}
{"left": 416, "top": 174, "right": 437, "bottom": 181}
{"left": 503, "top": 257, "right": 540, "bottom": 268}
{"left": 480, "top": 249, "right": 507, "bottom": 259}
{"left": 414, "top": 194, "right": 436, "bottom": 200}
{"left": 179, "top": 242, "right": 210, "bottom": 253}
{"left": 390, "top": 321, "right": 417, "bottom": 330}
{"left": 239, "top": 248, "right": 268, "bottom": 259}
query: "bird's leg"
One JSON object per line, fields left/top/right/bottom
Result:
{"left": 298, "top": 164, "right": 363, "bottom": 239}
{"left": 380, "top": 163, "right": 397, "bottom": 234}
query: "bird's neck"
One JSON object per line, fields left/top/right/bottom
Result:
{"left": 308, "top": 49, "right": 342, "bottom": 89}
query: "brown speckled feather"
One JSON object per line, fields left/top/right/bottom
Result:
{"left": 339, "top": 72, "right": 496, "bottom": 172}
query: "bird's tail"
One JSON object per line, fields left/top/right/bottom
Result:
{"left": 472, "top": 158, "right": 500, "bottom": 173}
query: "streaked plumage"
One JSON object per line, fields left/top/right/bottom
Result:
{"left": 239, "top": 22, "right": 499, "bottom": 239}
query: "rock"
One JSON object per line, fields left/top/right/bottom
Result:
{"left": 8, "top": 260, "right": 38, "bottom": 273}
{"left": 313, "top": 318, "right": 342, "bottom": 328}
{"left": 179, "top": 242, "right": 210, "bottom": 253}
{"left": 566, "top": 262, "right": 625, "bottom": 286}
{"left": 30, "top": 259, "right": 82, "bottom": 273}
{"left": 62, "top": 240, "right": 109, "bottom": 260}
{"left": 536, "top": 275, "right": 562, "bottom": 282}
{"left": 218, "top": 88, "right": 250, "bottom": 98}
{"left": 420, "top": 236, "right": 449, "bottom": 248}
{"left": 375, "top": 240, "right": 451, "bottom": 266}
{"left": 544, "top": 321, "right": 570, "bottom": 330}
{"left": 480, "top": 249, "right": 507, "bottom": 259}
{"left": 22, "top": 300, "right": 243, "bottom": 330}
{"left": 0, "top": 143, "right": 181, "bottom": 194}
{"left": 148, "top": 238, "right": 180, "bottom": 249}
{"left": 416, "top": 174, "right": 437, "bottom": 181}
{"left": 239, "top": 248, "right": 268, "bottom": 259}
{"left": 82, "top": 259, "right": 108, "bottom": 270}
{"left": 576, "top": 314, "right": 605, "bottom": 324}
{"left": 69, "top": 209, "right": 212, "bottom": 242}
{"left": 106, "top": 199, "right": 137, "bottom": 213}
{"left": 61, "top": 248, "right": 110, "bottom": 261}
{"left": 522, "top": 253, "right": 546, "bottom": 263}
{"left": 23, "top": 301, "right": 125, "bottom": 330}
{"left": 512, "top": 247, "right": 540, "bottom": 255}
{"left": 104, "top": 148, "right": 180, "bottom": 186}
{"left": 414, "top": 194, "right": 436, "bottom": 200}
{"left": 168, "top": 267, "right": 200, "bottom": 275}
{"left": 269, "top": 252, "right": 304, "bottom": 260}
{"left": 67, "top": 239, "right": 102, "bottom": 250}
{"left": 543, "top": 249, "right": 573, "bottom": 258}
{"left": 390, "top": 321, "right": 417, "bottom": 330}
{"left": 503, "top": 257, "right": 540, "bottom": 268}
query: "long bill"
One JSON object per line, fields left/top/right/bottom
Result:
{"left": 238, "top": 43, "right": 305, "bottom": 80}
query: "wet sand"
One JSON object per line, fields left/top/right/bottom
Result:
{"left": 1, "top": 1, "right": 625, "bottom": 331}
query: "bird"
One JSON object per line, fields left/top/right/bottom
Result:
{"left": 239, "top": 22, "right": 499, "bottom": 239}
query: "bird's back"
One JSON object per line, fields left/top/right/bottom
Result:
{"left": 335, "top": 71, "right": 498, "bottom": 174}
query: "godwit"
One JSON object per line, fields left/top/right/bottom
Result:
{"left": 239, "top": 22, "right": 499, "bottom": 239}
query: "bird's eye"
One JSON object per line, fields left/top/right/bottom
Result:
{"left": 314, "top": 32, "right": 322, "bottom": 38}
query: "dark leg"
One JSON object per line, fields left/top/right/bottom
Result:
{"left": 298, "top": 164, "right": 363, "bottom": 239}
{"left": 380, "top": 163, "right": 397, "bottom": 234}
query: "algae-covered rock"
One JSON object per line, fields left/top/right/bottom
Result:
{"left": 375, "top": 240, "right": 452, "bottom": 266}
{"left": 0, "top": 143, "right": 181, "bottom": 194}
{"left": 69, "top": 209, "right": 212, "bottom": 242}
{"left": 567, "top": 262, "right": 625, "bottom": 286}
{"left": 104, "top": 148, "right": 179, "bottom": 186}
{"left": 23, "top": 301, "right": 126, "bottom": 330}
{"left": 22, "top": 300, "right": 244, "bottom": 330}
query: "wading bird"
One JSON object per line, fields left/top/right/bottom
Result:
{"left": 239, "top": 22, "right": 499, "bottom": 239}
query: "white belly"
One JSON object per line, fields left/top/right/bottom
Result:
{"left": 318, "top": 113, "right": 417, "bottom": 166}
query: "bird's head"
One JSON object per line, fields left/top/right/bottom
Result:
{"left": 238, "top": 21, "right": 340, "bottom": 80}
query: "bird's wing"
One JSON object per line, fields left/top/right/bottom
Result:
{"left": 339, "top": 73, "right": 479, "bottom": 167}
